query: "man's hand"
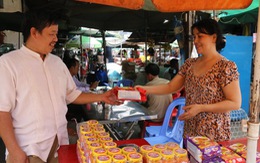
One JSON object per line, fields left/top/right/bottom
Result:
{"left": 100, "top": 89, "right": 123, "bottom": 105}
{"left": 8, "top": 149, "right": 29, "bottom": 163}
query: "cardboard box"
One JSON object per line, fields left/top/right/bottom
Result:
{"left": 187, "top": 136, "right": 221, "bottom": 162}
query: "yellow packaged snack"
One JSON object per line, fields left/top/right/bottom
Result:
{"left": 94, "top": 127, "right": 106, "bottom": 134}
{"left": 146, "top": 151, "right": 162, "bottom": 163}
{"left": 127, "top": 152, "right": 143, "bottom": 163}
{"left": 99, "top": 137, "right": 113, "bottom": 143}
{"left": 165, "top": 142, "right": 180, "bottom": 151}
{"left": 91, "top": 147, "right": 107, "bottom": 163}
{"left": 96, "top": 132, "right": 110, "bottom": 138}
{"left": 122, "top": 146, "right": 137, "bottom": 155}
{"left": 140, "top": 145, "right": 154, "bottom": 155}
{"left": 112, "top": 153, "right": 127, "bottom": 163}
{"left": 153, "top": 144, "right": 166, "bottom": 152}
{"left": 96, "top": 154, "right": 112, "bottom": 163}
{"left": 161, "top": 149, "right": 175, "bottom": 163}
{"left": 103, "top": 142, "right": 117, "bottom": 149}
{"left": 87, "top": 119, "right": 99, "bottom": 126}
{"left": 107, "top": 147, "right": 122, "bottom": 156}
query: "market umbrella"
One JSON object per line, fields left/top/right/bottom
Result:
{"left": 219, "top": 0, "right": 259, "bottom": 25}
{"left": 65, "top": 35, "right": 102, "bottom": 49}
{"left": 76, "top": 0, "right": 252, "bottom": 12}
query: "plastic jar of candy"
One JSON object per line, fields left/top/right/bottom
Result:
{"left": 140, "top": 145, "right": 154, "bottom": 155}
{"left": 96, "top": 154, "right": 112, "bottom": 163}
{"left": 161, "top": 149, "right": 176, "bottom": 163}
{"left": 84, "top": 137, "right": 99, "bottom": 161}
{"left": 140, "top": 145, "right": 154, "bottom": 163}
{"left": 94, "top": 127, "right": 106, "bottom": 134}
{"left": 89, "top": 142, "right": 102, "bottom": 152}
{"left": 92, "top": 123, "right": 104, "bottom": 129}
{"left": 90, "top": 147, "right": 107, "bottom": 163}
{"left": 85, "top": 137, "right": 99, "bottom": 150}
{"left": 80, "top": 125, "right": 92, "bottom": 133}
{"left": 96, "top": 132, "right": 110, "bottom": 138}
{"left": 112, "top": 153, "right": 127, "bottom": 163}
{"left": 77, "top": 140, "right": 85, "bottom": 163}
{"left": 174, "top": 148, "right": 189, "bottom": 163}
{"left": 84, "top": 133, "right": 96, "bottom": 139}
{"left": 153, "top": 144, "right": 166, "bottom": 153}
{"left": 127, "top": 152, "right": 143, "bottom": 163}
{"left": 107, "top": 147, "right": 122, "bottom": 156}
{"left": 122, "top": 146, "right": 137, "bottom": 155}
{"left": 79, "top": 127, "right": 92, "bottom": 143}
{"left": 146, "top": 151, "right": 162, "bottom": 163}
{"left": 165, "top": 142, "right": 180, "bottom": 151}
{"left": 79, "top": 123, "right": 90, "bottom": 131}
{"left": 103, "top": 142, "right": 117, "bottom": 149}
{"left": 87, "top": 119, "right": 99, "bottom": 127}
{"left": 99, "top": 137, "right": 113, "bottom": 144}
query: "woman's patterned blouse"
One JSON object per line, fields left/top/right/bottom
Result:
{"left": 178, "top": 57, "right": 239, "bottom": 141}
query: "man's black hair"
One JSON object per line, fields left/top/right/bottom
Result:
{"left": 64, "top": 56, "right": 79, "bottom": 69}
{"left": 22, "top": 10, "right": 62, "bottom": 43}
{"left": 145, "top": 63, "right": 160, "bottom": 76}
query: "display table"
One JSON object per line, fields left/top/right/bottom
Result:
{"left": 58, "top": 137, "right": 260, "bottom": 163}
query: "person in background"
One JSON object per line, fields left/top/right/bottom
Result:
{"left": 66, "top": 56, "right": 99, "bottom": 92}
{"left": 143, "top": 63, "right": 172, "bottom": 122}
{"left": 0, "top": 10, "right": 120, "bottom": 163}
{"left": 96, "top": 48, "right": 104, "bottom": 64}
{"left": 136, "top": 18, "right": 241, "bottom": 142}
{"left": 132, "top": 47, "right": 140, "bottom": 59}
{"left": 129, "top": 47, "right": 143, "bottom": 67}
{"left": 163, "top": 58, "right": 179, "bottom": 80}
{"left": 80, "top": 49, "right": 88, "bottom": 80}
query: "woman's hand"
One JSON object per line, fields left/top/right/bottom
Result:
{"left": 134, "top": 85, "right": 144, "bottom": 90}
{"left": 178, "top": 104, "right": 202, "bottom": 120}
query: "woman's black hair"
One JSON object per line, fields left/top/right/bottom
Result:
{"left": 191, "top": 19, "right": 226, "bottom": 52}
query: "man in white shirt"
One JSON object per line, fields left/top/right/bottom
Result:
{"left": 0, "top": 10, "right": 120, "bottom": 163}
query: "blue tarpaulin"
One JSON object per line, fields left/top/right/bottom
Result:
{"left": 221, "top": 35, "right": 253, "bottom": 114}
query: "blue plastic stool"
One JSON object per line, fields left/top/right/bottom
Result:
{"left": 230, "top": 108, "right": 248, "bottom": 121}
{"left": 230, "top": 108, "right": 249, "bottom": 139}
{"left": 144, "top": 97, "right": 186, "bottom": 147}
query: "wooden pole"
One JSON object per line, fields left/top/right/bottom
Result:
{"left": 246, "top": 0, "right": 260, "bottom": 162}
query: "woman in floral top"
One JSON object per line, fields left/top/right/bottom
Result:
{"left": 138, "top": 19, "right": 241, "bottom": 142}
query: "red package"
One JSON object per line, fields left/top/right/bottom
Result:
{"left": 113, "top": 87, "right": 146, "bottom": 102}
